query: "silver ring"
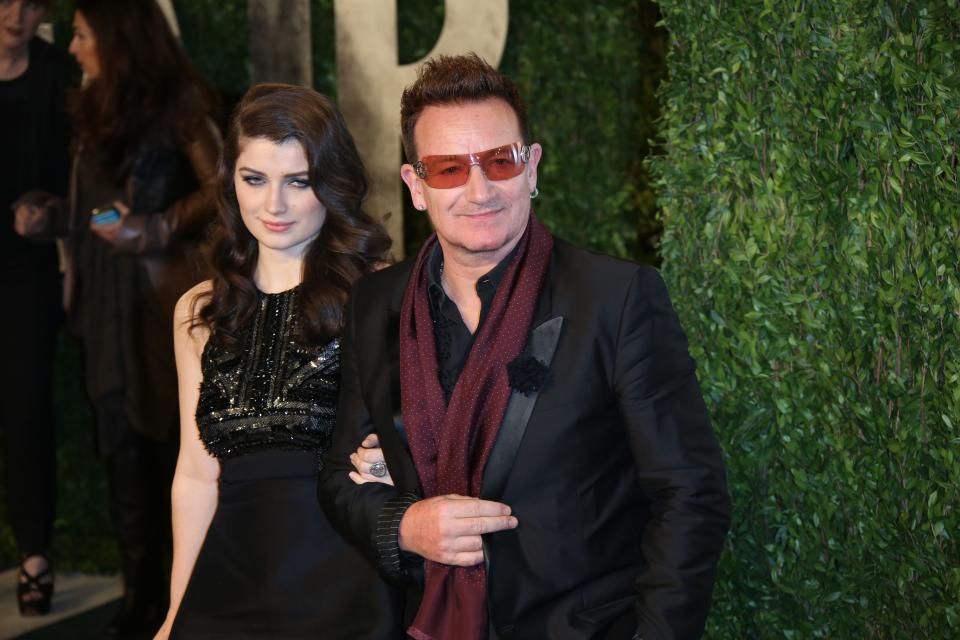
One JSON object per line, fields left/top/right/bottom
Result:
{"left": 369, "top": 461, "right": 387, "bottom": 478}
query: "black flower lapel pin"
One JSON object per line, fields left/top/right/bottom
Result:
{"left": 507, "top": 354, "right": 550, "bottom": 395}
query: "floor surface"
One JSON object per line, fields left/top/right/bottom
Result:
{"left": 0, "top": 568, "right": 123, "bottom": 639}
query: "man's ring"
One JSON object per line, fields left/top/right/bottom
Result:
{"left": 369, "top": 461, "right": 387, "bottom": 478}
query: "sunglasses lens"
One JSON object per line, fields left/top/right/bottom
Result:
{"left": 424, "top": 160, "right": 471, "bottom": 189}
{"left": 481, "top": 147, "right": 524, "bottom": 181}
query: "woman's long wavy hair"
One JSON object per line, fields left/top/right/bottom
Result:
{"left": 68, "top": 0, "right": 213, "bottom": 182}
{"left": 196, "top": 83, "right": 392, "bottom": 347}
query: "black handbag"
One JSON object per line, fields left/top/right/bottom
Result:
{"left": 128, "top": 145, "right": 199, "bottom": 215}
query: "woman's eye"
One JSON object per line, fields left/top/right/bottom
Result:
{"left": 289, "top": 179, "right": 310, "bottom": 188}
{"left": 241, "top": 175, "right": 265, "bottom": 186}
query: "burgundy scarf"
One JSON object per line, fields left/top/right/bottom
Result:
{"left": 400, "top": 215, "right": 553, "bottom": 640}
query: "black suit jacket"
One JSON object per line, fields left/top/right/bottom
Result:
{"left": 319, "top": 239, "right": 731, "bottom": 639}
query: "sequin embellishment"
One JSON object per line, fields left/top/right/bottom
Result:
{"left": 196, "top": 287, "right": 339, "bottom": 462}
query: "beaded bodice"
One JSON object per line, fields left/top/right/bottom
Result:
{"left": 196, "top": 287, "right": 339, "bottom": 462}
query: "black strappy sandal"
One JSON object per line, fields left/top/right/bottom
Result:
{"left": 17, "top": 557, "right": 54, "bottom": 616}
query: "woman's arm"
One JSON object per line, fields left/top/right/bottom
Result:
{"left": 156, "top": 283, "right": 220, "bottom": 639}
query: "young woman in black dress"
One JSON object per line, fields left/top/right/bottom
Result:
{"left": 157, "top": 83, "right": 402, "bottom": 639}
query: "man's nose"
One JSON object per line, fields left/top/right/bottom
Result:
{"left": 464, "top": 164, "right": 494, "bottom": 202}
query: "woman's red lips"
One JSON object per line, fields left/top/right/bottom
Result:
{"left": 262, "top": 220, "right": 293, "bottom": 232}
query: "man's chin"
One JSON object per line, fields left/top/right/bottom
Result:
{"left": 444, "top": 234, "right": 526, "bottom": 262}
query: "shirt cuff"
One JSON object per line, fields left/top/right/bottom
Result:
{"left": 375, "top": 491, "right": 421, "bottom": 580}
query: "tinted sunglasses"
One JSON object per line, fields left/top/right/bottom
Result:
{"left": 413, "top": 142, "right": 531, "bottom": 189}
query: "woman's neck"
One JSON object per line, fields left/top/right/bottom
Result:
{"left": 0, "top": 44, "right": 30, "bottom": 81}
{"left": 253, "top": 248, "right": 304, "bottom": 294}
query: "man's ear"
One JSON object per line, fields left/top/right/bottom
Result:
{"left": 526, "top": 143, "right": 543, "bottom": 190}
{"left": 400, "top": 164, "right": 427, "bottom": 211}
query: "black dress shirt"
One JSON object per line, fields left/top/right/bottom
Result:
{"left": 426, "top": 244, "right": 514, "bottom": 402}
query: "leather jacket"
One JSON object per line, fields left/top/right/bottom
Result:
{"left": 67, "top": 116, "right": 221, "bottom": 447}
{"left": 93, "top": 118, "right": 222, "bottom": 322}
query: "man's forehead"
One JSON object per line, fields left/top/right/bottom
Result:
{"left": 413, "top": 99, "right": 522, "bottom": 155}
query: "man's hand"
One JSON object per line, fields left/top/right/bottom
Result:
{"left": 399, "top": 495, "right": 518, "bottom": 566}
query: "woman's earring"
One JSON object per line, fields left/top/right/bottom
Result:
{"left": 530, "top": 187, "right": 539, "bottom": 199}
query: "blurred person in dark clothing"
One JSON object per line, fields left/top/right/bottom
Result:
{"left": 1, "top": 0, "right": 73, "bottom": 617}
{"left": 15, "top": 0, "right": 221, "bottom": 634}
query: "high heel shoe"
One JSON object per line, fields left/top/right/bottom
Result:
{"left": 17, "top": 556, "right": 54, "bottom": 616}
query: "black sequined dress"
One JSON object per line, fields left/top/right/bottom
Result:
{"left": 170, "top": 287, "right": 401, "bottom": 639}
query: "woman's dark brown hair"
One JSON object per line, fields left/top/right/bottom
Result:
{"left": 68, "top": 0, "right": 213, "bottom": 181}
{"left": 196, "top": 83, "right": 391, "bottom": 347}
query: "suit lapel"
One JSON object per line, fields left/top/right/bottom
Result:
{"left": 481, "top": 257, "right": 563, "bottom": 501}
{"left": 481, "top": 315, "right": 564, "bottom": 500}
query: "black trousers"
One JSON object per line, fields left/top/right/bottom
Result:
{"left": 96, "top": 392, "right": 177, "bottom": 618}
{"left": 0, "top": 260, "right": 61, "bottom": 557}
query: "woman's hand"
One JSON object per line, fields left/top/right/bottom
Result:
{"left": 12, "top": 191, "right": 66, "bottom": 240}
{"left": 349, "top": 433, "right": 394, "bottom": 486}
{"left": 13, "top": 200, "right": 50, "bottom": 237}
{"left": 89, "top": 200, "right": 130, "bottom": 243}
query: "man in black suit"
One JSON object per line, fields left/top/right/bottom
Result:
{"left": 319, "top": 53, "right": 731, "bottom": 640}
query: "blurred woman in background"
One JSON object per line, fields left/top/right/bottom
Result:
{"left": 16, "top": 0, "right": 220, "bottom": 634}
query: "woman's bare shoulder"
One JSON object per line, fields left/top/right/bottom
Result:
{"left": 176, "top": 280, "right": 213, "bottom": 316}
{"left": 174, "top": 280, "right": 213, "bottom": 345}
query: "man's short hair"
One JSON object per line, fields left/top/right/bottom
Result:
{"left": 400, "top": 53, "right": 531, "bottom": 163}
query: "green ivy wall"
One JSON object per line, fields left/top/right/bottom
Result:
{"left": 651, "top": 1, "right": 960, "bottom": 637}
